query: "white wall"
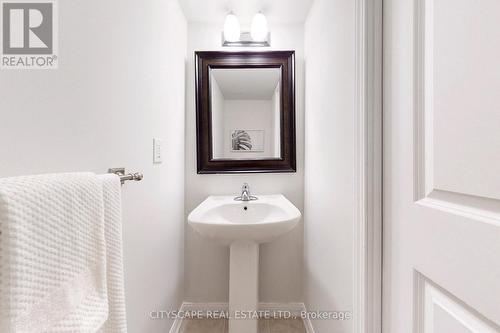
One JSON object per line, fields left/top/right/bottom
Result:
{"left": 304, "top": 0, "right": 355, "bottom": 332}
{"left": 211, "top": 78, "right": 225, "bottom": 158}
{"left": 185, "top": 22, "right": 305, "bottom": 303}
{"left": 0, "top": 0, "right": 187, "bottom": 332}
{"left": 271, "top": 83, "right": 281, "bottom": 157}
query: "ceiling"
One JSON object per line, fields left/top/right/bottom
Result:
{"left": 178, "top": 0, "right": 314, "bottom": 25}
{"left": 211, "top": 68, "right": 280, "bottom": 100}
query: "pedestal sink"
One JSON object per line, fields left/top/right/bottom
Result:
{"left": 188, "top": 194, "right": 301, "bottom": 333}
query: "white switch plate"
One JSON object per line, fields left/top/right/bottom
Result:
{"left": 153, "top": 138, "right": 163, "bottom": 164}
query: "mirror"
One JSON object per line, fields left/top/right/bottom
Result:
{"left": 210, "top": 68, "right": 281, "bottom": 160}
{"left": 195, "top": 51, "right": 296, "bottom": 173}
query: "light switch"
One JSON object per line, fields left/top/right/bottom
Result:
{"left": 153, "top": 138, "right": 163, "bottom": 164}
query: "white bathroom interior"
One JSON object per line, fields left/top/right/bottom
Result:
{"left": 2, "top": 0, "right": 500, "bottom": 332}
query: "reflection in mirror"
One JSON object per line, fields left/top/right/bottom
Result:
{"left": 210, "top": 68, "right": 281, "bottom": 160}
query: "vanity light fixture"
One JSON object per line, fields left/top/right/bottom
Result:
{"left": 223, "top": 12, "right": 240, "bottom": 42}
{"left": 222, "top": 11, "right": 270, "bottom": 47}
{"left": 250, "top": 12, "right": 269, "bottom": 42}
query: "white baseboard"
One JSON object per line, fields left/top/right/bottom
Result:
{"left": 168, "top": 303, "right": 185, "bottom": 333}
{"left": 169, "top": 302, "right": 315, "bottom": 333}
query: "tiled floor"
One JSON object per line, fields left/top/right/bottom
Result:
{"left": 179, "top": 318, "right": 306, "bottom": 333}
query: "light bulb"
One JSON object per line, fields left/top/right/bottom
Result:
{"left": 224, "top": 12, "right": 240, "bottom": 42}
{"left": 251, "top": 12, "right": 268, "bottom": 41}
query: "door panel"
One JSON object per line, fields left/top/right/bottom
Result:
{"left": 416, "top": 274, "right": 499, "bottom": 333}
{"left": 428, "top": 0, "right": 500, "bottom": 200}
{"left": 383, "top": 0, "right": 500, "bottom": 332}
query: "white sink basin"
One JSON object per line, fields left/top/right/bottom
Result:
{"left": 188, "top": 194, "right": 301, "bottom": 244}
{"left": 188, "top": 194, "right": 301, "bottom": 333}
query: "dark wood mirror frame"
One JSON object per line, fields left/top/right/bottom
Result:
{"left": 195, "top": 51, "right": 296, "bottom": 174}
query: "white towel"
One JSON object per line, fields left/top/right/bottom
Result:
{"left": 0, "top": 173, "right": 109, "bottom": 332}
{"left": 98, "top": 174, "right": 127, "bottom": 333}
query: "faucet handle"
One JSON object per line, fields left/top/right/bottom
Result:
{"left": 234, "top": 183, "right": 258, "bottom": 201}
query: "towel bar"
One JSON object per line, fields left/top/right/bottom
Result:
{"left": 108, "top": 168, "right": 143, "bottom": 185}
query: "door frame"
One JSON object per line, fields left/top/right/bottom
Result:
{"left": 353, "top": 0, "right": 383, "bottom": 332}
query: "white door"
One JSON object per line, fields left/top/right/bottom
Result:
{"left": 383, "top": 0, "right": 500, "bottom": 332}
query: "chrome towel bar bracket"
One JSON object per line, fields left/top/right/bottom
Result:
{"left": 108, "top": 168, "right": 143, "bottom": 185}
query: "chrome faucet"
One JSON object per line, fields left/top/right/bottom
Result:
{"left": 234, "top": 183, "right": 258, "bottom": 201}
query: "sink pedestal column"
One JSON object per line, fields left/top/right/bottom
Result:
{"left": 228, "top": 240, "right": 259, "bottom": 333}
